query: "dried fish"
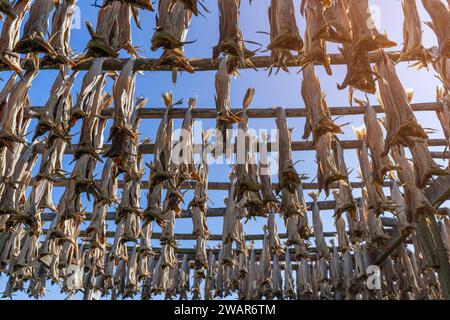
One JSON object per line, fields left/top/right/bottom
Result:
{"left": 332, "top": 140, "right": 356, "bottom": 221}
{"left": 354, "top": 126, "right": 393, "bottom": 215}
{"left": 310, "top": 192, "right": 330, "bottom": 259}
{"left": 338, "top": 0, "right": 396, "bottom": 94}
{"left": 44, "top": 0, "right": 78, "bottom": 65}
{"left": 422, "top": 0, "right": 450, "bottom": 59}
{"left": 152, "top": 0, "right": 194, "bottom": 84}
{"left": 213, "top": 0, "right": 255, "bottom": 75}
{"left": 375, "top": 53, "right": 429, "bottom": 152}
{"left": 267, "top": 0, "right": 303, "bottom": 73}
{"left": 0, "top": 0, "right": 32, "bottom": 73}
{"left": 14, "top": 0, "right": 57, "bottom": 56}
{"left": 359, "top": 98, "right": 396, "bottom": 183}
{"left": 316, "top": 133, "right": 347, "bottom": 195}
{"left": 301, "top": 0, "right": 332, "bottom": 75}
{"left": 301, "top": 63, "right": 343, "bottom": 144}
{"left": 398, "top": 0, "right": 432, "bottom": 68}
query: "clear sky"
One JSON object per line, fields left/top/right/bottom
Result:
{"left": 0, "top": 0, "right": 448, "bottom": 299}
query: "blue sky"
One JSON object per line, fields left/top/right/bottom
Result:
{"left": 1, "top": 0, "right": 448, "bottom": 299}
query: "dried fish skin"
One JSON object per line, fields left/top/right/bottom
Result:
{"left": 0, "top": 0, "right": 16, "bottom": 19}
{"left": 301, "top": 64, "right": 343, "bottom": 143}
{"left": 398, "top": 0, "right": 432, "bottom": 68}
{"left": 14, "top": 0, "right": 57, "bottom": 55}
{"left": 0, "top": 0, "right": 32, "bottom": 73}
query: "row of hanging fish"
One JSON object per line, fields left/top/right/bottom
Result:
{"left": 0, "top": 1, "right": 449, "bottom": 82}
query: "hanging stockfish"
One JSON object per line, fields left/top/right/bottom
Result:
{"left": 214, "top": 56, "right": 245, "bottom": 155}
{"left": 390, "top": 181, "right": 414, "bottom": 235}
{"left": 297, "top": 182, "right": 312, "bottom": 240}
{"left": 329, "top": 240, "right": 343, "bottom": 298}
{"left": 422, "top": 0, "right": 450, "bottom": 59}
{"left": 203, "top": 249, "right": 215, "bottom": 300}
{"left": 360, "top": 99, "right": 396, "bottom": 184}
{"left": 14, "top": 0, "right": 57, "bottom": 56}
{"left": 258, "top": 227, "right": 272, "bottom": 298}
{"left": 322, "top": 0, "right": 352, "bottom": 44}
{"left": 332, "top": 140, "right": 357, "bottom": 222}
{"left": 275, "top": 107, "right": 303, "bottom": 221}
{"left": 354, "top": 126, "right": 393, "bottom": 215}
{"left": 352, "top": 243, "right": 367, "bottom": 298}
{"left": 213, "top": 0, "right": 255, "bottom": 75}
{"left": 284, "top": 248, "right": 296, "bottom": 299}
{"left": 151, "top": 0, "right": 194, "bottom": 84}
{"left": 116, "top": 96, "right": 146, "bottom": 247}
{"left": 0, "top": 127, "right": 37, "bottom": 219}
{"left": 398, "top": 0, "right": 432, "bottom": 68}
{"left": 61, "top": 242, "right": 85, "bottom": 295}
{"left": 301, "top": 0, "right": 332, "bottom": 75}
{"left": 0, "top": 0, "right": 32, "bottom": 73}
{"left": 73, "top": 78, "right": 110, "bottom": 196}
{"left": 297, "top": 258, "right": 313, "bottom": 300}
{"left": 85, "top": 158, "right": 118, "bottom": 247}
{"left": 104, "top": 59, "right": 137, "bottom": 174}
{"left": 234, "top": 88, "right": 265, "bottom": 219}
{"left": 338, "top": 0, "right": 396, "bottom": 94}
{"left": 146, "top": 92, "right": 177, "bottom": 224}
{"left": 376, "top": 54, "right": 448, "bottom": 187}
{"left": 266, "top": 0, "right": 303, "bottom": 74}
{"left": 316, "top": 257, "right": 333, "bottom": 300}
{"left": 177, "top": 98, "right": 198, "bottom": 184}
{"left": 309, "top": 192, "right": 330, "bottom": 259}
{"left": 190, "top": 139, "right": 209, "bottom": 276}
{"left": 342, "top": 249, "right": 355, "bottom": 299}
{"left": 272, "top": 253, "right": 283, "bottom": 300}
{"left": 361, "top": 187, "right": 389, "bottom": 247}
{"left": 178, "top": 254, "right": 190, "bottom": 299}
{"left": 301, "top": 64, "right": 343, "bottom": 144}
{"left": 164, "top": 258, "right": 179, "bottom": 299}
{"left": 43, "top": 0, "right": 77, "bottom": 65}
{"left": 141, "top": 255, "right": 156, "bottom": 299}
{"left": 335, "top": 216, "right": 350, "bottom": 252}
{"left": 86, "top": 0, "right": 145, "bottom": 58}
{"left": 222, "top": 170, "right": 240, "bottom": 265}
{"left": 0, "top": 58, "right": 38, "bottom": 152}
{"left": 316, "top": 133, "right": 347, "bottom": 195}
{"left": 246, "top": 244, "right": 259, "bottom": 299}
{"left": 71, "top": 58, "right": 105, "bottom": 124}
{"left": 390, "top": 145, "right": 437, "bottom": 225}
{"left": 375, "top": 53, "right": 427, "bottom": 149}
{"left": 398, "top": 244, "right": 420, "bottom": 296}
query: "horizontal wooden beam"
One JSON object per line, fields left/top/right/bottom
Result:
{"left": 34, "top": 178, "right": 394, "bottom": 190}
{"left": 33, "top": 139, "right": 447, "bottom": 155}
{"left": 7, "top": 51, "right": 405, "bottom": 72}
{"left": 28, "top": 102, "right": 442, "bottom": 119}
